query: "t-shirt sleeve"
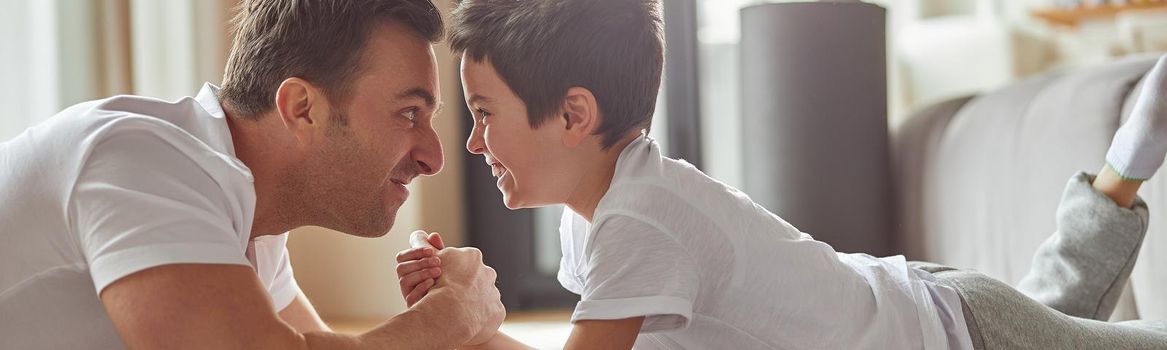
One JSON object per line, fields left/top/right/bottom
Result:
{"left": 572, "top": 214, "right": 700, "bottom": 333}
{"left": 71, "top": 126, "right": 252, "bottom": 295}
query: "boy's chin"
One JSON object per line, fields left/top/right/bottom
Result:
{"left": 500, "top": 192, "right": 521, "bottom": 209}
{"left": 502, "top": 194, "right": 527, "bottom": 210}
{"left": 501, "top": 192, "right": 554, "bottom": 210}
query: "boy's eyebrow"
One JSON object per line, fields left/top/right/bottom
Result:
{"left": 396, "top": 87, "right": 436, "bottom": 109}
{"left": 467, "top": 94, "right": 492, "bottom": 105}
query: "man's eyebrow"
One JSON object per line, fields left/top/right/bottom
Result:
{"left": 396, "top": 87, "right": 436, "bottom": 109}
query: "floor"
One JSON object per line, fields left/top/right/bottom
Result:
{"left": 329, "top": 309, "right": 573, "bottom": 349}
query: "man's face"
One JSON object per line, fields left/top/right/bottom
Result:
{"left": 304, "top": 22, "right": 443, "bottom": 237}
{"left": 460, "top": 56, "right": 575, "bottom": 209}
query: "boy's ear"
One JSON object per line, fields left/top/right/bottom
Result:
{"left": 561, "top": 86, "right": 600, "bottom": 148}
{"left": 274, "top": 77, "right": 329, "bottom": 147}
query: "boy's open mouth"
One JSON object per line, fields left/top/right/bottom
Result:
{"left": 490, "top": 162, "right": 508, "bottom": 178}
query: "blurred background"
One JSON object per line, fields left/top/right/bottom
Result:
{"left": 3, "top": 0, "right": 1166, "bottom": 348}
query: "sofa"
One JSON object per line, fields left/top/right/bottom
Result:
{"left": 893, "top": 53, "right": 1166, "bottom": 321}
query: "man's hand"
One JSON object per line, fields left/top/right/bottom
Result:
{"left": 396, "top": 230, "right": 446, "bottom": 307}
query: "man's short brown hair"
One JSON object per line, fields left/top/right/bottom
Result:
{"left": 449, "top": 0, "right": 665, "bottom": 148}
{"left": 220, "top": 0, "right": 444, "bottom": 119}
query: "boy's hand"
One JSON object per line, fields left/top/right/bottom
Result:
{"left": 396, "top": 230, "right": 446, "bottom": 307}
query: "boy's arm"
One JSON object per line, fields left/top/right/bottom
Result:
{"left": 462, "top": 317, "right": 644, "bottom": 350}
{"left": 563, "top": 318, "right": 644, "bottom": 350}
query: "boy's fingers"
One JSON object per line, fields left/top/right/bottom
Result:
{"left": 406, "top": 278, "right": 436, "bottom": 307}
{"left": 427, "top": 232, "right": 446, "bottom": 250}
{"left": 396, "top": 246, "right": 436, "bottom": 263}
{"left": 398, "top": 267, "right": 442, "bottom": 294}
{"left": 409, "top": 230, "right": 435, "bottom": 249}
{"left": 395, "top": 257, "right": 441, "bottom": 276}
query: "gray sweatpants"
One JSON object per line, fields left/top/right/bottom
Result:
{"left": 912, "top": 172, "right": 1167, "bottom": 349}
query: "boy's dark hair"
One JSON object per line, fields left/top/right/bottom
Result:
{"left": 450, "top": 0, "right": 665, "bottom": 148}
{"left": 220, "top": 0, "right": 444, "bottom": 119}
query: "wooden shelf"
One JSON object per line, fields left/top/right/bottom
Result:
{"left": 1033, "top": 2, "right": 1167, "bottom": 27}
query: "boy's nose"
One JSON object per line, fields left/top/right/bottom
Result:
{"left": 466, "top": 126, "right": 486, "bottom": 155}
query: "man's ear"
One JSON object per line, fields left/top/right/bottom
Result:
{"left": 274, "top": 77, "right": 326, "bottom": 145}
{"left": 561, "top": 86, "right": 600, "bottom": 148}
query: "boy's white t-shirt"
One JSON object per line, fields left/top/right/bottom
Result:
{"left": 557, "top": 134, "right": 973, "bottom": 349}
{"left": 0, "top": 83, "right": 300, "bottom": 349}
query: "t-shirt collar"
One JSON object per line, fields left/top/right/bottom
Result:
{"left": 193, "top": 82, "right": 253, "bottom": 181}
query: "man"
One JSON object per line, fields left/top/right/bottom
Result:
{"left": 0, "top": 0, "right": 502, "bottom": 349}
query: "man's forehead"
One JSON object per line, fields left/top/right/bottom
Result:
{"left": 363, "top": 23, "right": 438, "bottom": 73}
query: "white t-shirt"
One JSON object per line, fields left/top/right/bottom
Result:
{"left": 557, "top": 134, "right": 973, "bottom": 349}
{"left": 0, "top": 83, "right": 301, "bottom": 349}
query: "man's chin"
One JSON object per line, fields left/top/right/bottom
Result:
{"left": 347, "top": 222, "right": 393, "bottom": 238}
{"left": 341, "top": 210, "right": 396, "bottom": 238}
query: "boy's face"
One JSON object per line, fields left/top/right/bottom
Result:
{"left": 460, "top": 55, "right": 578, "bottom": 209}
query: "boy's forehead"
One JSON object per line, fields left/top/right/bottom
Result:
{"left": 467, "top": 93, "right": 492, "bottom": 105}
{"left": 461, "top": 60, "right": 502, "bottom": 93}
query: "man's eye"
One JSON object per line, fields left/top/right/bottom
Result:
{"left": 402, "top": 109, "right": 417, "bottom": 122}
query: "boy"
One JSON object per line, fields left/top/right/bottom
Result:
{"left": 398, "top": 0, "right": 1167, "bottom": 348}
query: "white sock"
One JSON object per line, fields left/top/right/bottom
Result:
{"left": 1106, "top": 55, "right": 1167, "bottom": 181}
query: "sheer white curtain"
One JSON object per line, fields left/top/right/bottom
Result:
{"left": 0, "top": 0, "right": 233, "bottom": 143}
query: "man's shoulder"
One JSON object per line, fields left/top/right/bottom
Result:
{"left": 27, "top": 94, "right": 201, "bottom": 149}
{"left": 3, "top": 95, "right": 218, "bottom": 189}
{"left": 46, "top": 93, "right": 246, "bottom": 176}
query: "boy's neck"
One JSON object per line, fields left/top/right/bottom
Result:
{"left": 565, "top": 132, "right": 642, "bottom": 223}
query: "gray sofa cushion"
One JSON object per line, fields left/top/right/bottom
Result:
{"left": 893, "top": 53, "right": 1163, "bottom": 319}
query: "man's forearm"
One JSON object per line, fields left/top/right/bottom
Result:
{"left": 300, "top": 311, "right": 465, "bottom": 350}
{"left": 459, "top": 332, "right": 535, "bottom": 350}
{"left": 302, "top": 292, "right": 472, "bottom": 350}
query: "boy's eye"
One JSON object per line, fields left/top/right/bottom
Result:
{"left": 475, "top": 107, "right": 491, "bottom": 120}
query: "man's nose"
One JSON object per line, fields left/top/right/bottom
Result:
{"left": 415, "top": 126, "right": 444, "bottom": 176}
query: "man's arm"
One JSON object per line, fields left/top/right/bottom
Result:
{"left": 279, "top": 291, "right": 331, "bottom": 333}
{"left": 457, "top": 332, "right": 533, "bottom": 350}
{"left": 102, "top": 253, "right": 500, "bottom": 350}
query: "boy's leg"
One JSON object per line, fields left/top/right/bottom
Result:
{"left": 1105, "top": 55, "right": 1167, "bottom": 183}
{"left": 917, "top": 264, "right": 1167, "bottom": 349}
{"left": 1093, "top": 165, "right": 1144, "bottom": 208}
{"left": 1013, "top": 170, "right": 1149, "bottom": 320}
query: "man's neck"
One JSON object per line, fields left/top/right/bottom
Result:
{"left": 565, "top": 133, "right": 641, "bottom": 222}
{"left": 224, "top": 108, "right": 301, "bottom": 239}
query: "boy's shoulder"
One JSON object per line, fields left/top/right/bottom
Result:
{"left": 606, "top": 154, "right": 734, "bottom": 210}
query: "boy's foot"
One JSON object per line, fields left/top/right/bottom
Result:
{"left": 1106, "top": 54, "right": 1167, "bottom": 181}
